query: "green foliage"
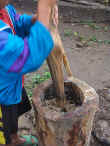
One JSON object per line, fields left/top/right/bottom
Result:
{"left": 104, "top": 26, "right": 108, "bottom": 32}
{"left": 80, "top": 20, "right": 94, "bottom": 24}
{"left": 64, "top": 23, "right": 110, "bottom": 46}
{"left": 64, "top": 29, "right": 73, "bottom": 37}
{"left": 74, "top": 32, "right": 86, "bottom": 41}
{"left": 104, "top": 40, "right": 110, "bottom": 44}
{"left": 73, "top": 32, "right": 79, "bottom": 37}
{"left": 25, "top": 71, "right": 51, "bottom": 98}
{"left": 32, "top": 72, "right": 51, "bottom": 84}
{"left": 89, "top": 23, "right": 100, "bottom": 30}
{"left": 104, "top": 0, "right": 109, "bottom": 4}
{"left": 89, "top": 36, "right": 97, "bottom": 42}
{"left": 80, "top": 21, "right": 101, "bottom": 30}
{"left": 74, "top": 32, "right": 110, "bottom": 46}
{"left": 97, "top": 40, "right": 103, "bottom": 44}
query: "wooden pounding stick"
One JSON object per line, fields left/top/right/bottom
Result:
{"left": 47, "top": 4, "right": 73, "bottom": 107}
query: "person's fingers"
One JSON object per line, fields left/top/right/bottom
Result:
{"left": 32, "top": 14, "right": 38, "bottom": 24}
{"left": 52, "top": 5, "right": 58, "bottom": 27}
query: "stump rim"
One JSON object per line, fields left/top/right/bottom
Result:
{"left": 32, "top": 78, "right": 99, "bottom": 121}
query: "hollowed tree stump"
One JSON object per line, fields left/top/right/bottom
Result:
{"left": 32, "top": 77, "right": 99, "bottom": 146}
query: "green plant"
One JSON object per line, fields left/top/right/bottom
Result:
{"left": 32, "top": 72, "right": 51, "bottom": 84}
{"left": 97, "top": 40, "right": 103, "bottom": 44}
{"left": 104, "top": 0, "right": 109, "bottom": 4}
{"left": 26, "top": 72, "right": 51, "bottom": 98}
{"left": 73, "top": 32, "right": 79, "bottom": 37}
{"left": 64, "top": 29, "right": 73, "bottom": 37}
{"left": 80, "top": 21, "right": 100, "bottom": 30}
{"left": 104, "top": 26, "right": 108, "bottom": 32}
{"left": 74, "top": 32, "right": 87, "bottom": 42}
{"left": 80, "top": 20, "right": 94, "bottom": 25}
{"left": 89, "top": 36, "right": 97, "bottom": 42}
{"left": 104, "top": 40, "right": 110, "bottom": 44}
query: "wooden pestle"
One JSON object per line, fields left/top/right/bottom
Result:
{"left": 47, "top": 5, "right": 73, "bottom": 107}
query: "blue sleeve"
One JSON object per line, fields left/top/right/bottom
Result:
{"left": 7, "top": 5, "right": 33, "bottom": 37}
{"left": 15, "top": 14, "right": 32, "bottom": 37}
{"left": 0, "top": 21, "right": 54, "bottom": 79}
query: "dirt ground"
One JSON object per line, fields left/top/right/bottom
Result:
{"left": 58, "top": 22, "right": 110, "bottom": 90}
{"left": 11, "top": 1, "right": 110, "bottom": 146}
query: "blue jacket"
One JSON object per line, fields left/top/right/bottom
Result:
{"left": 0, "top": 5, "right": 54, "bottom": 105}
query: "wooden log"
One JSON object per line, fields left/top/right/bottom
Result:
{"left": 33, "top": 78, "right": 99, "bottom": 146}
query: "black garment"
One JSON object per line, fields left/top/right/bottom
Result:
{"left": 0, "top": 87, "right": 31, "bottom": 144}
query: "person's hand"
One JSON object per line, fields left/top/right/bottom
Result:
{"left": 39, "top": 0, "right": 57, "bottom": 8}
{"left": 32, "top": 4, "right": 58, "bottom": 27}
{"left": 37, "top": 0, "right": 57, "bottom": 28}
{"left": 32, "top": 14, "right": 37, "bottom": 24}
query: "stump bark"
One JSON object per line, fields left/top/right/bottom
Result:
{"left": 33, "top": 77, "right": 99, "bottom": 146}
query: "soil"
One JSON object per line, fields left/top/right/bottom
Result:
{"left": 10, "top": 1, "right": 110, "bottom": 146}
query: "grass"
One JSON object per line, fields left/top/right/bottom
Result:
{"left": 73, "top": 30, "right": 110, "bottom": 46}
{"left": 32, "top": 72, "right": 51, "bottom": 85}
{"left": 64, "top": 29, "right": 73, "bottom": 37}
{"left": 80, "top": 21, "right": 110, "bottom": 32}
{"left": 80, "top": 21, "right": 101, "bottom": 30}
{"left": 63, "top": 21, "right": 110, "bottom": 46}
{"left": 25, "top": 71, "right": 51, "bottom": 99}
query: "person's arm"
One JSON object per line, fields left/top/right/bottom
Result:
{"left": 0, "top": 21, "right": 54, "bottom": 79}
{"left": 37, "top": 0, "right": 57, "bottom": 28}
{"left": 7, "top": 5, "right": 37, "bottom": 37}
{"left": 0, "top": 0, "right": 56, "bottom": 79}
{"left": 7, "top": 0, "right": 57, "bottom": 37}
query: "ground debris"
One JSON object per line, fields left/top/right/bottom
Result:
{"left": 90, "top": 88, "right": 110, "bottom": 146}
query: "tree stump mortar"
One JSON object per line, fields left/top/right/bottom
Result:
{"left": 32, "top": 77, "right": 99, "bottom": 146}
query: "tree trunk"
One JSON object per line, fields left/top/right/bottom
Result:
{"left": 33, "top": 78, "right": 99, "bottom": 146}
